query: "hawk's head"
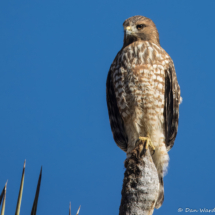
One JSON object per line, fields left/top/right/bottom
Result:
{"left": 123, "top": 16, "right": 160, "bottom": 47}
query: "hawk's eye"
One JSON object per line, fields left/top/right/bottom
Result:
{"left": 136, "top": 24, "right": 145, "bottom": 30}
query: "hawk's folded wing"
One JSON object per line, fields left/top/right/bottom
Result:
{"left": 106, "top": 69, "right": 128, "bottom": 152}
{"left": 165, "top": 62, "right": 181, "bottom": 151}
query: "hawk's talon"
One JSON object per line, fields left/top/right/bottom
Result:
{"left": 135, "top": 139, "right": 141, "bottom": 145}
{"left": 140, "top": 147, "right": 147, "bottom": 157}
{"left": 136, "top": 136, "right": 155, "bottom": 157}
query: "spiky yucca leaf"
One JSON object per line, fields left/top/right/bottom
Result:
{"left": 0, "top": 162, "right": 44, "bottom": 214}
{"left": 0, "top": 182, "right": 7, "bottom": 215}
{"left": 69, "top": 202, "right": 71, "bottom": 215}
{"left": 0, "top": 186, "right": 4, "bottom": 207}
{"left": 31, "top": 167, "right": 42, "bottom": 215}
{"left": 76, "top": 205, "right": 81, "bottom": 215}
{"left": 15, "top": 160, "right": 26, "bottom": 215}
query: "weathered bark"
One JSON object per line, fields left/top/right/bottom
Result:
{"left": 119, "top": 147, "right": 159, "bottom": 215}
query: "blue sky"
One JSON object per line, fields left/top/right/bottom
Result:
{"left": 0, "top": 0, "right": 215, "bottom": 214}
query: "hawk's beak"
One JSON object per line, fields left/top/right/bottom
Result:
{"left": 125, "top": 26, "right": 132, "bottom": 35}
{"left": 125, "top": 26, "right": 131, "bottom": 31}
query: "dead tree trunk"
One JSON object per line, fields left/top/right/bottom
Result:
{"left": 119, "top": 147, "right": 159, "bottom": 215}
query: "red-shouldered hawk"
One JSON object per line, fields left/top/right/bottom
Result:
{"left": 106, "top": 15, "right": 181, "bottom": 208}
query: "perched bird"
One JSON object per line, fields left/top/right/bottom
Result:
{"left": 106, "top": 15, "right": 181, "bottom": 208}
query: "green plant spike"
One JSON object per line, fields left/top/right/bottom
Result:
{"left": 0, "top": 186, "right": 4, "bottom": 207}
{"left": 76, "top": 206, "right": 81, "bottom": 215}
{"left": 1, "top": 181, "right": 8, "bottom": 215}
{"left": 15, "top": 160, "right": 26, "bottom": 215}
{"left": 30, "top": 166, "right": 42, "bottom": 215}
{"left": 69, "top": 202, "right": 71, "bottom": 215}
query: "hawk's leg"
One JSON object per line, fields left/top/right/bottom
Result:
{"left": 135, "top": 135, "right": 155, "bottom": 157}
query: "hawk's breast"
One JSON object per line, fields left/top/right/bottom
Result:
{"left": 111, "top": 41, "right": 170, "bottom": 125}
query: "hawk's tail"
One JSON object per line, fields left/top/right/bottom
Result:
{"left": 153, "top": 134, "right": 169, "bottom": 209}
{"left": 155, "top": 176, "right": 164, "bottom": 209}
